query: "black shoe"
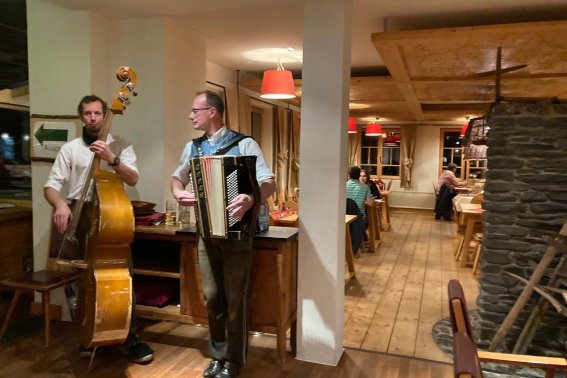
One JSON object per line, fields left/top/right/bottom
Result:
{"left": 79, "top": 345, "right": 94, "bottom": 358}
{"left": 122, "top": 339, "right": 154, "bottom": 365}
{"left": 204, "top": 359, "right": 225, "bottom": 377}
{"left": 215, "top": 366, "right": 240, "bottom": 378}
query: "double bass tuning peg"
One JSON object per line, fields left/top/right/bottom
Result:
{"left": 118, "top": 92, "right": 131, "bottom": 106}
{"left": 125, "top": 82, "right": 137, "bottom": 96}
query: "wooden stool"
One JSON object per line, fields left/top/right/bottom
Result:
{"left": 472, "top": 233, "right": 483, "bottom": 274}
{"left": 0, "top": 270, "right": 78, "bottom": 347}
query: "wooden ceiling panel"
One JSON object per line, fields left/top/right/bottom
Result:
{"left": 240, "top": 20, "right": 567, "bottom": 124}
{"left": 350, "top": 101, "right": 410, "bottom": 115}
{"left": 349, "top": 77, "right": 404, "bottom": 102}
{"left": 502, "top": 77, "right": 567, "bottom": 99}
{"left": 414, "top": 81, "right": 494, "bottom": 103}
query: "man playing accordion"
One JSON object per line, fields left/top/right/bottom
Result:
{"left": 171, "top": 90, "right": 276, "bottom": 378}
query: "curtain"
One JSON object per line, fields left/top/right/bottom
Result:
{"left": 348, "top": 129, "right": 361, "bottom": 167}
{"left": 287, "top": 110, "right": 301, "bottom": 198}
{"left": 400, "top": 125, "right": 416, "bottom": 189}
{"left": 275, "top": 106, "right": 291, "bottom": 199}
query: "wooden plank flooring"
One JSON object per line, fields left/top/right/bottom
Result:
{"left": 0, "top": 210, "right": 470, "bottom": 377}
{"left": 0, "top": 318, "right": 453, "bottom": 377}
{"left": 344, "top": 209, "right": 479, "bottom": 363}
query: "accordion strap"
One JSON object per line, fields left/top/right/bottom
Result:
{"left": 193, "top": 131, "right": 251, "bottom": 156}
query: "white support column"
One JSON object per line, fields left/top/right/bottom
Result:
{"left": 296, "top": 0, "right": 352, "bottom": 366}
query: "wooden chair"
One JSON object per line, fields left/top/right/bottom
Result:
{"left": 448, "top": 279, "right": 567, "bottom": 378}
{"left": 472, "top": 233, "right": 483, "bottom": 274}
{"left": 453, "top": 331, "right": 484, "bottom": 378}
{"left": 0, "top": 270, "right": 78, "bottom": 347}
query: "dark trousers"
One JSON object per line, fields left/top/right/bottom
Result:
{"left": 198, "top": 237, "right": 253, "bottom": 371}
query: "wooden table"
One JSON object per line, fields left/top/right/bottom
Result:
{"left": 133, "top": 225, "right": 298, "bottom": 365}
{"left": 379, "top": 190, "right": 391, "bottom": 231}
{"left": 345, "top": 215, "right": 357, "bottom": 284}
{"left": 458, "top": 203, "right": 484, "bottom": 267}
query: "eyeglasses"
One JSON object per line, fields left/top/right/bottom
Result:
{"left": 190, "top": 107, "right": 212, "bottom": 115}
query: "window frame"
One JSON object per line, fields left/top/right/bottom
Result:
{"left": 360, "top": 127, "right": 401, "bottom": 179}
{"left": 439, "top": 128, "right": 465, "bottom": 180}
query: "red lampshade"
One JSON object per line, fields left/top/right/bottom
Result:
{"left": 348, "top": 117, "right": 357, "bottom": 133}
{"left": 459, "top": 123, "right": 468, "bottom": 138}
{"left": 260, "top": 69, "right": 296, "bottom": 99}
{"left": 365, "top": 122, "right": 382, "bottom": 136}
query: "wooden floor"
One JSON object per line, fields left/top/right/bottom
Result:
{"left": 345, "top": 209, "right": 479, "bottom": 363}
{"left": 0, "top": 210, "right": 473, "bottom": 377}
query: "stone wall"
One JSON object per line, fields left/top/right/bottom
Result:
{"left": 477, "top": 100, "right": 567, "bottom": 356}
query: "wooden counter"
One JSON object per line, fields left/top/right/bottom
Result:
{"left": 0, "top": 206, "right": 33, "bottom": 281}
{"left": 132, "top": 225, "right": 298, "bottom": 365}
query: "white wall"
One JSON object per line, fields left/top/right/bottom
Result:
{"left": 27, "top": 1, "right": 206, "bottom": 317}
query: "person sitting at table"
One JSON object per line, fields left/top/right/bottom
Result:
{"left": 359, "top": 169, "right": 381, "bottom": 199}
{"left": 434, "top": 163, "right": 461, "bottom": 221}
{"left": 346, "top": 166, "right": 374, "bottom": 226}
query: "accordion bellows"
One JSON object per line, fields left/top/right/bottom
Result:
{"left": 189, "top": 155, "right": 261, "bottom": 239}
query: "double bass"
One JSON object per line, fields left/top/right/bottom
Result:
{"left": 58, "top": 67, "right": 138, "bottom": 349}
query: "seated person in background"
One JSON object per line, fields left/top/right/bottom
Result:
{"left": 434, "top": 163, "right": 461, "bottom": 221}
{"left": 346, "top": 166, "right": 374, "bottom": 226}
{"left": 359, "top": 169, "right": 380, "bottom": 199}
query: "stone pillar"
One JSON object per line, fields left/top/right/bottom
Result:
{"left": 477, "top": 101, "right": 567, "bottom": 354}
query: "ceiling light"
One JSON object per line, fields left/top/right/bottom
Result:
{"left": 348, "top": 117, "right": 357, "bottom": 134}
{"left": 365, "top": 118, "right": 382, "bottom": 136}
{"left": 243, "top": 48, "right": 303, "bottom": 64}
{"left": 260, "top": 61, "right": 296, "bottom": 99}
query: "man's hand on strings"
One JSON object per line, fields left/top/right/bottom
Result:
{"left": 89, "top": 140, "right": 115, "bottom": 164}
{"left": 227, "top": 194, "right": 254, "bottom": 220}
{"left": 54, "top": 202, "right": 72, "bottom": 234}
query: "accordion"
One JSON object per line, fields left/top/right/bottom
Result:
{"left": 189, "top": 155, "right": 261, "bottom": 239}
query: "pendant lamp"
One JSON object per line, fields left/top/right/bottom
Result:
{"left": 459, "top": 123, "right": 468, "bottom": 138}
{"left": 348, "top": 117, "right": 357, "bottom": 133}
{"left": 260, "top": 61, "right": 296, "bottom": 99}
{"left": 365, "top": 121, "right": 382, "bottom": 136}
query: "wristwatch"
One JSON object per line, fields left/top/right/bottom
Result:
{"left": 109, "top": 156, "right": 121, "bottom": 167}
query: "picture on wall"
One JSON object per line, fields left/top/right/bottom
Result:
{"left": 206, "top": 81, "right": 229, "bottom": 127}
{"left": 30, "top": 115, "right": 82, "bottom": 162}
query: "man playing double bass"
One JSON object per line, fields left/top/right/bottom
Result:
{"left": 44, "top": 95, "right": 154, "bottom": 365}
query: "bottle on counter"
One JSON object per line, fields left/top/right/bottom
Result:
{"left": 257, "top": 202, "right": 270, "bottom": 232}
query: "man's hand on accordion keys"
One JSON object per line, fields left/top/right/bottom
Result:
{"left": 227, "top": 193, "right": 254, "bottom": 221}
{"left": 174, "top": 189, "right": 196, "bottom": 207}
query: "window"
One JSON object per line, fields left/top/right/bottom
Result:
{"left": 0, "top": 107, "right": 31, "bottom": 200}
{"left": 440, "top": 129, "right": 464, "bottom": 179}
{"left": 360, "top": 128, "right": 401, "bottom": 178}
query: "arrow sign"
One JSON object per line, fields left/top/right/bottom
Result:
{"left": 35, "top": 123, "right": 68, "bottom": 145}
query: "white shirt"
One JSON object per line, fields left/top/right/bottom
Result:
{"left": 44, "top": 134, "right": 138, "bottom": 200}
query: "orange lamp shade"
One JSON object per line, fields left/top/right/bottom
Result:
{"left": 348, "top": 117, "right": 357, "bottom": 133}
{"left": 459, "top": 123, "right": 468, "bottom": 138}
{"left": 365, "top": 122, "right": 382, "bottom": 136}
{"left": 260, "top": 70, "right": 296, "bottom": 99}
